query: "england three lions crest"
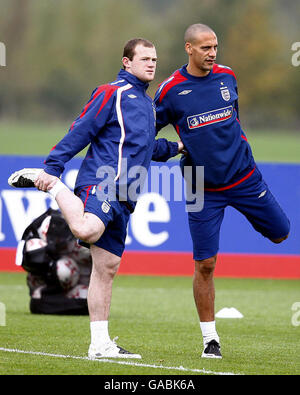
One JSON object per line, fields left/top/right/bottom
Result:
{"left": 220, "top": 86, "right": 230, "bottom": 101}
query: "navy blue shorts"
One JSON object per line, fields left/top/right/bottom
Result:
{"left": 75, "top": 185, "right": 131, "bottom": 257}
{"left": 188, "top": 168, "right": 290, "bottom": 261}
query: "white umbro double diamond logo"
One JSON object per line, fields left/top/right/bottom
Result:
{"left": 258, "top": 190, "right": 267, "bottom": 198}
{"left": 178, "top": 90, "right": 192, "bottom": 95}
{"left": 128, "top": 94, "right": 137, "bottom": 99}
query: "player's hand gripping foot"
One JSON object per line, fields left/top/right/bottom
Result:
{"left": 8, "top": 168, "right": 43, "bottom": 188}
{"left": 201, "top": 339, "right": 222, "bottom": 359}
{"left": 88, "top": 337, "right": 142, "bottom": 360}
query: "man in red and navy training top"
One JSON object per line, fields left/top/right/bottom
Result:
{"left": 154, "top": 23, "right": 290, "bottom": 359}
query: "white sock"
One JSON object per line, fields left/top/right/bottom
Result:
{"left": 90, "top": 321, "right": 111, "bottom": 346}
{"left": 200, "top": 321, "right": 220, "bottom": 346}
{"left": 48, "top": 179, "right": 68, "bottom": 199}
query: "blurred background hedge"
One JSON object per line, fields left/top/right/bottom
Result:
{"left": 0, "top": 0, "right": 299, "bottom": 131}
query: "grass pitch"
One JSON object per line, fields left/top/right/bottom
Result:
{"left": 0, "top": 272, "right": 299, "bottom": 375}
{"left": 1, "top": 121, "right": 300, "bottom": 163}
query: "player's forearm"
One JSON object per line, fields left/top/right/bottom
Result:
{"left": 151, "top": 138, "right": 179, "bottom": 162}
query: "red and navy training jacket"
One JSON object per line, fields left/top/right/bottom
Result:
{"left": 154, "top": 64, "right": 255, "bottom": 190}
{"left": 44, "top": 69, "right": 178, "bottom": 210}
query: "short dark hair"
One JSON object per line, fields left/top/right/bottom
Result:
{"left": 184, "top": 23, "right": 215, "bottom": 44}
{"left": 123, "top": 38, "right": 154, "bottom": 61}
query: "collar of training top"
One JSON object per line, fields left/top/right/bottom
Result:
{"left": 117, "top": 69, "right": 149, "bottom": 91}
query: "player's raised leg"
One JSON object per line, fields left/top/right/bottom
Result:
{"left": 8, "top": 168, "right": 105, "bottom": 244}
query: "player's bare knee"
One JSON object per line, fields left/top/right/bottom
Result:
{"left": 93, "top": 256, "right": 120, "bottom": 279}
{"left": 195, "top": 256, "right": 217, "bottom": 277}
{"left": 69, "top": 224, "right": 83, "bottom": 240}
{"left": 106, "top": 259, "right": 121, "bottom": 278}
{"left": 70, "top": 224, "right": 98, "bottom": 244}
{"left": 270, "top": 234, "right": 289, "bottom": 244}
{"left": 82, "top": 232, "right": 100, "bottom": 245}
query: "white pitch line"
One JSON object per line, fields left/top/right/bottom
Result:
{"left": 0, "top": 347, "right": 239, "bottom": 375}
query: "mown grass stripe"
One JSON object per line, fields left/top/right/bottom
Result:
{"left": 0, "top": 347, "right": 239, "bottom": 375}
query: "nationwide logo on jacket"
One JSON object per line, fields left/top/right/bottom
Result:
{"left": 187, "top": 105, "right": 233, "bottom": 129}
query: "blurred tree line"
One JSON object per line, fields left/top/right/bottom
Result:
{"left": 0, "top": 0, "right": 299, "bottom": 130}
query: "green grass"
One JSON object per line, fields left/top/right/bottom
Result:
{"left": 245, "top": 129, "right": 300, "bottom": 163}
{"left": 0, "top": 272, "right": 299, "bottom": 375}
{"left": 0, "top": 121, "right": 299, "bottom": 162}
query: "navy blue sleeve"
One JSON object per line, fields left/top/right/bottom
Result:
{"left": 44, "top": 85, "right": 116, "bottom": 177}
{"left": 232, "top": 76, "right": 240, "bottom": 121}
{"left": 154, "top": 88, "right": 173, "bottom": 134}
{"left": 153, "top": 86, "right": 179, "bottom": 161}
{"left": 152, "top": 138, "right": 178, "bottom": 162}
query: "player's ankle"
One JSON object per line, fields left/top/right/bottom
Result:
{"left": 48, "top": 179, "right": 67, "bottom": 199}
{"left": 200, "top": 321, "right": 220, "bottom": 346}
